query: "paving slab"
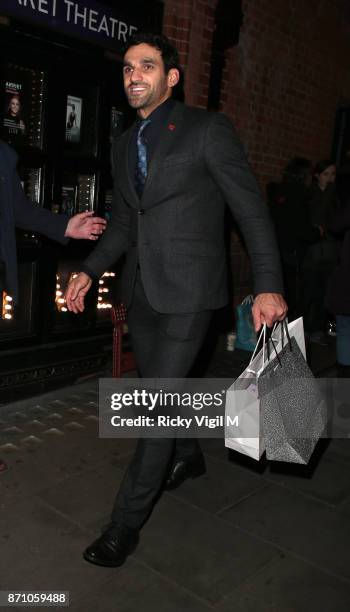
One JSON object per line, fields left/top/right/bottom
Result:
{"left": 134, "top": 494, "right": 281, "bottom": 605}
{"left": 265, "top": 455, "right": 350, "bottom": 506}
{"left": 70, "top": 560, "right": 215, "bottom": 612}
{"left": 0, "top": 497, "right": 117, "bottom": 596}
{"left": 37, "top": 461, "right": 126, "bottom": 529}
{"left": 338, "top": 492, "right": 350, "bottom": 518}
{"left": 0, "top": 450, "right": 64, "bottom": 507}
{"left": 217, "top": 555, "right": 350, "bottom": 612}
{"left": 326, "top": 438, "right": 350, "bottom": 466}
{"left": 0, "top": 424, "right": 135, "bottom": 509}
{"left": 220, "top": 484, "right": 350, "bottom": 581}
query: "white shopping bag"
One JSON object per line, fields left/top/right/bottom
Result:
{"left": 224, "top": 317, "right": 306, "bottom": 461}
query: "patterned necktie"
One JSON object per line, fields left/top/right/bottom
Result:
{"left": 135, "top": 119, "right": 151, "bottom": 197}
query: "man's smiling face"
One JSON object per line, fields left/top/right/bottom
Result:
{"left": 123, "top": 43, "right": 179, "bottom": 118}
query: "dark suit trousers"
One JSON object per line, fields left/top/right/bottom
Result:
{"left": 111, "top": 270, "right": 212, "bottom": 529}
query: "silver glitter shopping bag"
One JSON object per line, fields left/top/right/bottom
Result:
{"left": 225, "top": 319, "right": 307, "bottom": 461}
{"left": 258, "top": 323, "right": 327, "bottom": 464}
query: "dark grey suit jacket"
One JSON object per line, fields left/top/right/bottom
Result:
{"left": 82, "top": 102, "right": 283, "bottom": 313}
{"left": 0, "top": 141, "right": 68, "bottom": 301}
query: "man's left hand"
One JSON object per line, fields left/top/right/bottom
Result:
{"left": 65, "top": 211, "right": 107, "bottom": 240}
{"left": 252, "top": 292, "right": 288, "bottom": 331}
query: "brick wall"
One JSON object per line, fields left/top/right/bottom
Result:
{"left": 162, "top": 0, "right": 350, "bottom": 307}
{"left": 164, "top": 0, "right": 350, "bottom": 184}
{"left": 221, "top": 0, "right": 350, "bottom": 187}
{"left": 163, "top": 0, "right": 216, "bottom": 106}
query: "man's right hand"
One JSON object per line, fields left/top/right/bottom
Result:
{"left": 65, "top": 272, "right": 92, "bottom": 313}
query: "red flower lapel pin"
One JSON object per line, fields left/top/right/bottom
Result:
{"left": 168, "top": 123, "right": 176, "bottom": 131}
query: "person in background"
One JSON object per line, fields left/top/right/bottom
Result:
{"left": 311, "top": 159, "right": 337, "bottom": 221}
{"left": 302, "top": 159, "right": 338, "bottom": 342}
{"left": 268, "top": 157, "right": 321, "bottom": 321}
{"left": 326, "top": 172, "right": 350, "bottom": 377}
{"left": 0, "top": 139, "right": 107, "bottom": 473}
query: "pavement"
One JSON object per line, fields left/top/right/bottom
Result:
{"left": 1, "top": 333, "right": 350, "bottom": 611}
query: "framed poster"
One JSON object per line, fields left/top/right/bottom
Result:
{"left": 61, "top": 185, "right": 77, "bottom": 217}
{"left": 4, "top": 82, "right": 26, "bottom": 135}
{"left": 110, "top": 107, "right": 124, "bottom": 143}
{"left": 64, "top": 87, "right": 99, "bottom": 156}
{"left": 1, "top": 64, "right": 45, "bottom": 148}
{"left": 65, "top": 95, "right": 83, "bottom": 144}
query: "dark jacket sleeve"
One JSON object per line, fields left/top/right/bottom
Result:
{"left": 12, "top": 166, "right": 69, "bottom": 243}
{"left": 204, "top": 113, "right": 284, "bottom": 295}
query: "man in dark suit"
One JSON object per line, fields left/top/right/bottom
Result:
{"left": 0, "top": 140, "right": 106, "bottom": 473}
{"left": 66, "top": 33, "right": 287, "bottom": 568}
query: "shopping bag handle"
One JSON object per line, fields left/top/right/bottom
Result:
{"left": 278, "top": 318, "right": 292, "bottom": 354}
{"left": 265, "top": 318, "right": 292, "bottom": 371}
{"left": 249, "top": 323, "right": 266, "bottom": 365}
{"left": 247, "top": 319, "right": 285, "bottom": 374}
{"left": 265, "top": 328, "right": 281, "bottom": 367}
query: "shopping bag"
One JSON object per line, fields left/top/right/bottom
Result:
{"left": 224, "top": 318, "right": 308, "bottom": 461}
{"left": 225, "top": 326, "right": 268, "bottom": 460}
{"left": 235, "top": 295, "right": 257, "bottom": 351}
{"left": 258, "top": 321, "right": 327, "bottom": 464}
{"left": 225, "top": 376, "right": 263, "bottom": 460}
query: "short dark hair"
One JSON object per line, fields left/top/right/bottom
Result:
{"left": 283, "top": 157, "right": 312, "bottom": 184}
{"left": 123, "top": 32, "right": 181, "bottom": 74}
{"left": 314, "top": 159, "right": 335, "bottom": 175}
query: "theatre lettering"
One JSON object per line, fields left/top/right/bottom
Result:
{"left": 4, "top": 0, "right": 139, "bottom": 46}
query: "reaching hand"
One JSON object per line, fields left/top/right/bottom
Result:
{"left": 65, "top": 272, "right": 92, "bottom": 313}
{"left": 251, "top": 292, "right": 288, "bottom": 331}
{"left": 65, "top": 211, "right": 107, "bottom": 240}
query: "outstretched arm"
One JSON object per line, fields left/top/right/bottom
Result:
{"left": 12, "top": 169, "right": 106, "bottom": 242}
{"left": 65, "top": 211, "right": 106, "bottom": 240}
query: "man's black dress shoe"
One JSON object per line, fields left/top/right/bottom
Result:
{"left": 83, "top": 523, "right": 139, "bottom": 567}
{"left": 165, "top": 453, "right": 206, "bottom": 491}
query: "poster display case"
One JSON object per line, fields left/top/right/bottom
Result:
{"left": 20, "top": 166, "right": 43, "bottom": 205}
{"left": 61, "top": 173, "right": 97, "bottom": 216}
{"left": 1, "top": 63, "right": 45, "bottom": 149}
{"left": 0, "top": 16, "right": 139, "bottom": 398}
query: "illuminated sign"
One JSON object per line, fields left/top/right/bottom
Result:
{"left": 0, "top": 0, "right": 163, "bottom": 51}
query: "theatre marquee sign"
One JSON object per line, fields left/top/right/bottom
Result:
{"left": 0, "top": 0, "right": 163, "bottom": 51}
